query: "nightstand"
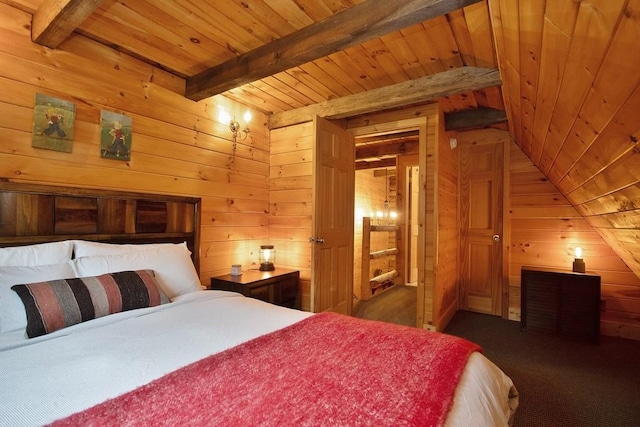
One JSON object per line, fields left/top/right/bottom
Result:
{"left": 210, "top": 268, "right": 300, "bottom": 309}
{"left": 521, "top": 266, "right": 601, "bottom": 343}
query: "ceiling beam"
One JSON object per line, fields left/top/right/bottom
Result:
{"left": 269, "top": 67, "right": 501, "bottom": 129}
{"left": 445, "top": 107, "right": 507, "bottom": 131}
{"left": 185, "top": 0, "right": 483, "bottom": 101}
{"left": 357, "top": 130, "right": 418, "bottom": 145}
{"left": 356, "top": 139, "right": 419, "bottom": 160}
{"left": 356, "top": 158, "right": 398, "bottom": 170}
{"left": 32, "top": 0, "right": 103, "bottom": 48}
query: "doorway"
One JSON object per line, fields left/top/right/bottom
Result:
{"left": 348, "top": 111, "right": 436, "bottom": 329}
{"left": 352, "top": 136, "right": 420, "bottom": 327}
{"left": 458, "top": 131, "right": 507, "bottom": 317}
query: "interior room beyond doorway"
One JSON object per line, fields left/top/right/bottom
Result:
{"left": 353, "top": 130, "right": 419, "bottom": 326}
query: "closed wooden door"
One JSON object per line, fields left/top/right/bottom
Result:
{"left": 310, "top": 116, "right": 355, "bottom": 314}
{"left": 459, "top": 135, "right": 504, "bottom": 316}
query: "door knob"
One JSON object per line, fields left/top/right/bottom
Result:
{"left": 492, "top": 234, "right": 501, "bottom": 242}
{"left": 308, "top": 237, "right": 325, "bottom": 244}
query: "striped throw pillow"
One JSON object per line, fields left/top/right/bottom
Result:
{"left": 11, "top": 270, "right": 169, "bottom": 338}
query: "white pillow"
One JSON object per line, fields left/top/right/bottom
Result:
{"left": 73, "top": 240, "right": 188, "bottom": 258}
{"left": 0, "top": 241, "right": 74, "bottom": 267}
{"left": 0, "top": 262, "right": 76, "bottom": 334}
{"left": 71, "top": 245, "right": 201, "bottom": 300}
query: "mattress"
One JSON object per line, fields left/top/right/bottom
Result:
{"left": 0, "top": 290, "right": 517, "bottom": 426}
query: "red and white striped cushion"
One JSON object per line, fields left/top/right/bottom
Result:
{"left": 11, "top": 270, "right": 169, "bottom": 338}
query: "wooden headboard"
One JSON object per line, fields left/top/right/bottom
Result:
{"left": 0, "top": 181, "right": 201, "bottom": 272}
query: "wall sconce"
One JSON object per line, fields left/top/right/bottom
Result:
{"left": 572, "top": 247, "right": 586, "bottom": 273}
{"left": 229, "top": 111, "right": 251, "bottom": 150}
{"left": 259, "top": 244, "right": 275, "bottom": 271}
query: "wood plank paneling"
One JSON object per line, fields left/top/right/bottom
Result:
{"left": 507, "top": 140, "right": 640, "bottom": 339}
{"left": 269, "top": 122, "right": 314, "bottom": 310}
{"left": 354, "top": 169, "right": 393, "bottom": 301}
{"left": 435, "top": 105, "right": 459, "bottom": 329}
{"left": 490, "top": 0, "right": 640, "bottom": 339}
{"left": 0, "top": 3, "right": 269, "bottom": 285}
{"left": 0, "top": 0, "right": 504, "bottom": 117}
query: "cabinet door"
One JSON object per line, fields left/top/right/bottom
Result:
{"left": 559, "top": 278, "right": 600, "bottom": 341}
{"left": 280, "top": 277, "right": 299, "bottom": 308}
{"left": 522, "top": 270, "right": 559, "bottom": 333}
{"left": 249, "top": 283, "right": 274, "bottom": 303}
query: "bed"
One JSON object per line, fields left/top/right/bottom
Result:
{"left": 0, "top": 182, "right": 518, "bottom": 426}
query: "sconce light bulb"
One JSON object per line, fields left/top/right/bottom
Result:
{"left": 243, "top": 111, "right": 252, "bottom": 123}
{"left": 575, "top": 247, "right": 583, "bottom": 259}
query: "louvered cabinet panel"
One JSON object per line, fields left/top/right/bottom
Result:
{"left": 521, "top": 267, "right": 601, "bottom": 343}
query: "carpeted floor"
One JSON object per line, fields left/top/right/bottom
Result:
{"left": 444, "top": 310, "right": 640, "bottom": 427}
{"left": 353, "top": 289, "right": 640, "bottom": 426}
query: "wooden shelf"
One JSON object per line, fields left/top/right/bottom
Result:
{"left": 361, "top": 217, "right": 399, "bottom": 300}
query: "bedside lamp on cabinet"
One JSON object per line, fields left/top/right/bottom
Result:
{"left": 259, "top": 245, "right": 275, "bottom": 271}
{"left": 573, "top": 247, "right": 586, "bottom": 273}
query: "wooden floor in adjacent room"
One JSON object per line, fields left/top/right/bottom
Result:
{"left": 353, "top": 284, "right": 417, "bottom": 327}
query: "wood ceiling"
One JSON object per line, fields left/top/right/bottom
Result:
{"left": 11, "top": 0, "right": 505, "bottom": 122}
{"left": 7, "top": 0, "right": 640, "bottom": 280}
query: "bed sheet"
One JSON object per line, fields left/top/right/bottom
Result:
{"left": 0, "top": 291, "right": 517, "bottom": 426}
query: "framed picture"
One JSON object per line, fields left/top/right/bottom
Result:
{"left": 100, "top": 110, "right": 132, "bottom": 161}
{"left": 32, "top": 93, "right": 75, "bottom": 152}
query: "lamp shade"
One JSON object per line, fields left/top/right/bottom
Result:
{"left": 259, "top": 245, "right": 275, "bottom": 271}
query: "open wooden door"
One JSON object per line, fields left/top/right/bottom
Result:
{"left": 310, "top": 116, "right": 355, "bottom": 314}
{"left": 459, "top": 133, "right": 504, "bottom": 316}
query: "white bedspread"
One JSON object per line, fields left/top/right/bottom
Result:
{"left": 0, "top": 291, "right": 517, "bottom": 426}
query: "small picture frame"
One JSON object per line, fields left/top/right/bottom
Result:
{"left": 32, "top": 93, "right": 75, "bottom": 153}
{"left": 100, "top": 110, "right": 132, "bottom": 161}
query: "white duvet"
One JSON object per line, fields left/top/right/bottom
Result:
{"left": 0, "top": 291, "right": 517, "bottom": 426}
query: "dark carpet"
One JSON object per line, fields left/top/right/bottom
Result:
{"left": 444, "top": 310, "right": 640, "bottom": 427}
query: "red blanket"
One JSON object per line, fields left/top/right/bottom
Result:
{"left": 52, "top": 312, "right": 480, "bottom": 426}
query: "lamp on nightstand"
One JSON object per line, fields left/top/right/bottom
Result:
{"left": 572, "top": 247, "right": 586, "bottom": 273}
{"left": 259, "top": 245, "right": 276, "bottom": 271}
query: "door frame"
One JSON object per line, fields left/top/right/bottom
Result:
{"left": 458, "top": 129, "right": 511, "bottom": 319}
{"left": 396, "top": 153, "right": 419, "bottom": 287}
{"left": 349, "top": 116, "right": 430, "bottom": 329}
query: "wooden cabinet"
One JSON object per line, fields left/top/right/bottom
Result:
{"left": 210, "top": 268, "right": 300, "bottom": 309}
{"left": 521, "top": 267, "right": 601, "bottom": 343}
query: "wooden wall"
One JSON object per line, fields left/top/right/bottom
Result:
{"left": 508, "top": 140, "right": 640, "bottom": 340}
{"left": 0, "top": 3, "right": 269, "bottom": 286}
{"left": 434, "top": 107, "right": 459, "bottom": 330}
{"left": 269, "top": 122, "right": 314, "bottom": 311}
{"left": 354, "top": 169, "right": 396, "bottom": 301}
{"left": 489, "top": 0, "right": 640, "bottom": 329}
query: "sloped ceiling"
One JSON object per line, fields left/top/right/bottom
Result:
{"left": 488, "top": 0, "right": 640, "bottom": 280}
{"left": 10, "top": 0, "right": 640, "bottom": 278}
